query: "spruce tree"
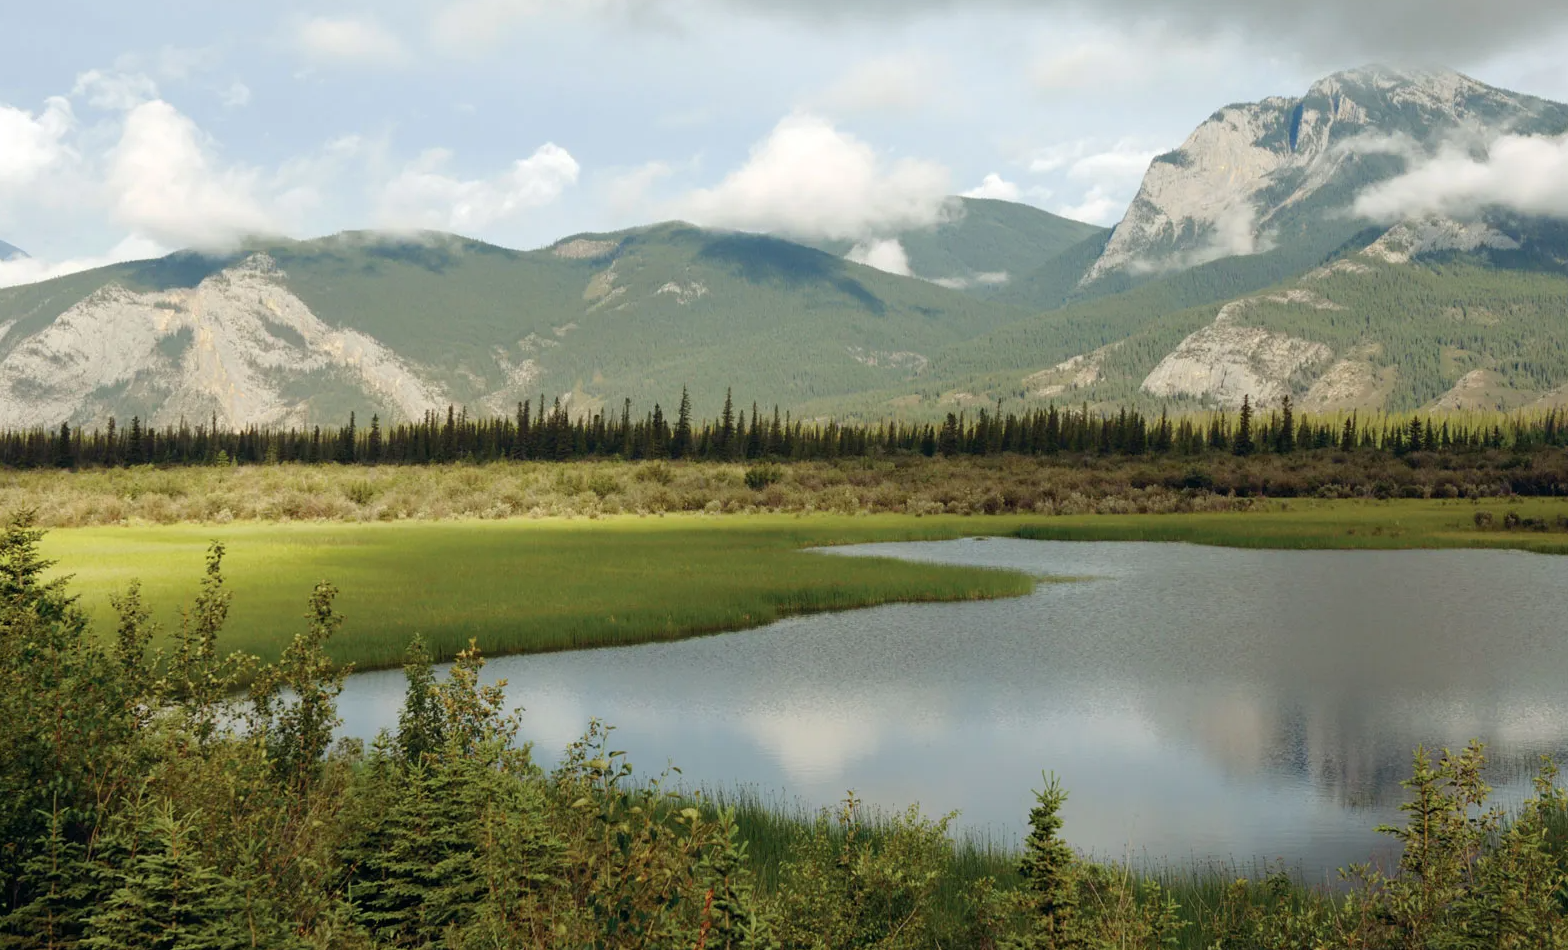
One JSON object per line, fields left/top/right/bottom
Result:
{"left": 1276, "top": 395, "right": 1295, "bottom": 453}
{"left": 1233, "top": 396, "right": 1255, "bottom": 456}
{"left": 83, "top": 804, "right": 269, "bottom": 950}
{"left": 1017, "top": 774, "right": 1084, "bottom": 948}
{"left": 672, "top": 388, "right": 694, "bottom": 459}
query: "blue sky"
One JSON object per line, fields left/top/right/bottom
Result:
{"left": 3, "top": 0, "right": 1567, "bottom": 285}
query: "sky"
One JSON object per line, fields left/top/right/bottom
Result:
{"left": 3, "top": 0, "right": 1568, "bottom": 286}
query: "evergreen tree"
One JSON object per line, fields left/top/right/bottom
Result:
{"left": 1233, "top": 396, "right": 1255, "bottom": 457}
{"left": 1276, "top": 395, "right": 1295, "bottom": 453}
{"left": 672, "top": 388, "right": 694, "bottom": 459}
{"left": 367, "top": 414, "right": 383, "bottom": 463}
{"left": 83, "top": 804, "right": 276, "bottom": 950}
{"left": 1016, "top": 774, "right": 1085, "bottom": 949}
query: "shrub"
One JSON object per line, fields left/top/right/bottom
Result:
{"left": 744, "top": 464, "right": 785, "bottom": 491}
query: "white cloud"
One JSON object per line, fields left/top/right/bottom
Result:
{"left": 678, "top": 113, "right": 953, "bottom": 241}
{"left": 431, "top": 0, "right": 658, "bottom": 52}
{"left": 1028, "top": 137, "right": 1161, "bottom": 225}
{"left": 1353, "top": 132, "right": 1568, "bottom": 222}
{"left": 962, "top": 173, "right": 1022, "bottom": 201}
{"left": 846, "top": 238, "right": 912, "bottom": 275}
{"left": 108, "top": 100, "right": 275, "bottom": 249}
{"left": 73, "top": 70, "right": 160, "bottom": 111}
{"left": 0, "top": 98, "right": 74, "bottom": 188}
{"left": 816, "top": 52, "right": 946, "bottom": 115}
{"left": 377, "top": 144, "right": 581, "bottom": 232}
{"left": 1031, "top": 138, "right": 1159, "bottom": 187}
{"left": 295, "top": 17, "right": 408, "bottom": 65}
{"left": 220, "top": 82, "right": 252, "bottom": 109}
{"left": 0, "top": 234, "right": 167, "bottom": 290}
{"left": 604, "top": 160, "right": 675, "bottom": 214}
{"left": 1058, "top": 185, "right": 1124, "bottom": 225}
{"left": 931, "top": 270, "right": 1009, "bottom": 290}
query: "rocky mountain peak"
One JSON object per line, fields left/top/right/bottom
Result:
{"left": 1081, "top": 66, "right": 1568, "bottom": 287}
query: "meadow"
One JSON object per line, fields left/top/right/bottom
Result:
{"left": 41, "top": 514, "right": 1042, "bottom": 670}
{"left": 37, "top": 494, "right": 1568, "bottom": 672}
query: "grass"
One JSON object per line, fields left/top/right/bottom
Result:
{"left": 40, "top": 514, "right": 1042, "bottom": 671}
{"left": 37, "top": 498, "right": 1568, "bottom": 673}
{"left": 1018, "top": 497, "right": 1568, "bottom": 553}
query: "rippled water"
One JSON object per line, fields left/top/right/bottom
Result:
{"left": 335, "top": 539, "right": 1568, "bottom": 882}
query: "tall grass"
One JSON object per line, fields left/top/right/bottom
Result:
{"left": 41, "top": 515, "right": 1040, "bottom": 671}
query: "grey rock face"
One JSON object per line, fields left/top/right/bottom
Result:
{"left": 0, "top": 254, "right": 446, "bottom": 429}
{"left": 1086, "top": 66, "right": 1568, "bottom": 285}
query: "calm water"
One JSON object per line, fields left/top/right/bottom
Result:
{"left": 336, "top": 539, "right": 1568, "bottom": 882}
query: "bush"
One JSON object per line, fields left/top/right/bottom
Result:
{"left": 744, "top": 464, "right": 785, "bottom": 491}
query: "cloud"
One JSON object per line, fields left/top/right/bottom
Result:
{"left": 1353, "top": 132, "right": 1568, "bottom": 222}
{"left": 815, "top": 52, "right": 947, "bottom": 114}
{"left": 0, "top": 98, "right": 74, "bottom": 188}
{"left": 295, "top": 17, "right": 408, "bottom": 65}
{"left": 678, "top": 113, "right": 953, "bottom": 240}
{"left": 1028, "top": 137, "right": 1161, "bottom": 224}
{"left": 220, "top": 82, "right": 252, "bottom": 109}
{"left": 377, "top": 144, "right": 581, "bottom": 232}
{"left": 0, "top": 234, "right": 167, "bottom": 290}
{"left": 846, "top": 238, "right": 912, "bottom": 275}
{"left": 962, "top": 173, "right": 1022, "bottom": 201}
{"left": 108, "top": 100, "right": 276, "bottom": 249}
{"left": 72, "top": 70, "right": 160, "bottom": 111}
{"left": 1058, "top": 185, "right": 1124, "bottom": 225}
{"left": 604, "top": 160, "right": 675, "bottom": 214}
{"left": 931, "top": 270, "right": 1009, "bottom": 289}
{"left": 430, "top": 0, "right": 668, "bottom": 52}
{"left": 705, "top": 0, "right": 1568, "bottom": 63}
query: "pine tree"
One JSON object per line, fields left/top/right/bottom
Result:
{"left": 367, "top": 414, "right": 382, "bottom": 463}
{"left": 1233, "top": 396, "right": 1255, "bottom": 457}
{"left": 1276, "top": 395, "right": 1295, "bottom": 453}
{"left": 83, "top": 804, "right": 266, "bottom": 950}
{"left": 672, "top": 388, "right": 694, "bottom": 459}
{"left": 1017, "top": 774, "right": 1084, "bottom": 948}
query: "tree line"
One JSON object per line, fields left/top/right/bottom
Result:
{"left": 5, "top": 389, "right": 1568, "bottom": 470}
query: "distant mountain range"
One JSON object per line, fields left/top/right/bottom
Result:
{"left": 0, "top": 241, "right": 26, "bottom": 262}
{"left": 4, "top": 65, "right": 1568, "bottom": 428}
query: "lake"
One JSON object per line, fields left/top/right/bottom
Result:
{"left": 335, "top": 538, "right": 1568, "bottom": 882}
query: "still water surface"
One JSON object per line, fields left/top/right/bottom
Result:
{"left": 336, "top": 539, "right": 1568, "bottom": 881}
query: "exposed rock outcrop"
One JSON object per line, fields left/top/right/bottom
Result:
{"left": 1140, "top": 299, "right": 1332, "bottom": 408}
{"left": 0, "top": 254, "right": 446, "bottom": 429}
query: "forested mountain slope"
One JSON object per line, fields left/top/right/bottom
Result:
{"left": 804, "top": 197, "right": 1107, "bottom": 296}
{"left": 0, "top": 224, "right": 1033, "bottom": 427}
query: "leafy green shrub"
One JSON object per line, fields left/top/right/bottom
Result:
{"left": 744, "top": 464, "right": 785, "bottom": 491}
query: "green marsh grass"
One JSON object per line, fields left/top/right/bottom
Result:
{"left": 40, "top": 514, "right": 1041, "bottom": 670}
{"left": 1021, "top": 497, "right": 1568, "bottom": 553}
{"left": 37, "top": 499, "right": 1568, "bottom": 672}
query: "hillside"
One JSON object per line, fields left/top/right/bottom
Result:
{"left": 803, "top": 197, "right": 1107, "bottom": 295}
{"left": 796, "top": 67, "right": 1568, "bottom": 418}
{"left": 0, "top": 224, "right": 1034, "bottom": 428}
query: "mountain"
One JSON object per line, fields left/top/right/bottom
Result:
{"left": 803, "top": 197, "right": 1108, "bottom": 296}
{"left": 0, "top": 241, "right": 26, "bottom": 262}
{"left": 800, "top": 66, "right": 1568, "bottom": 418}
{"left": 0, "top": 224, "right": 1034, "bottom": 428}
{"left": 5, "top": 66, "right": 1568, "bottom": 428}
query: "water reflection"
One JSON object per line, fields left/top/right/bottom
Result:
{"left": 335, "top": 539, "right": 1568, "bottom": 881}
